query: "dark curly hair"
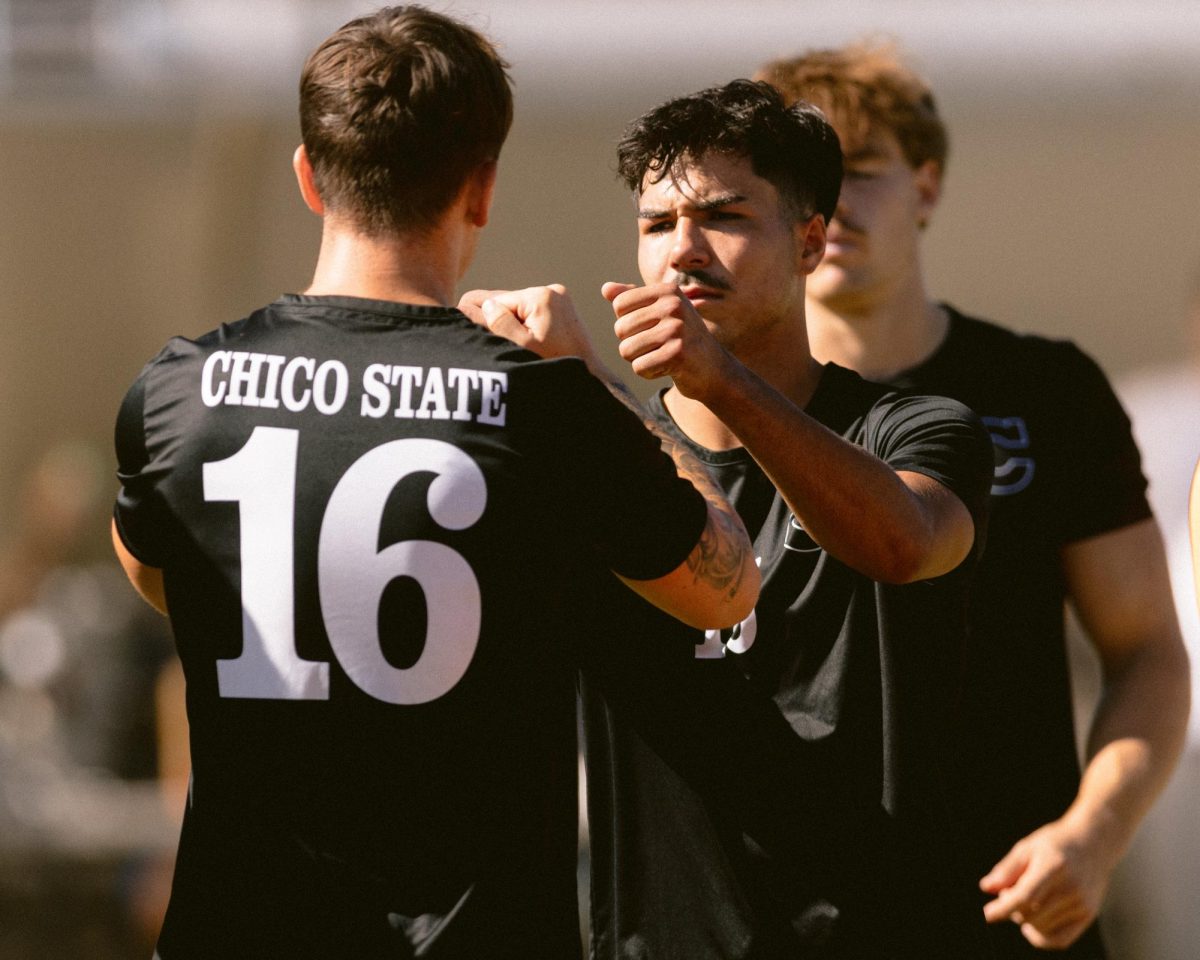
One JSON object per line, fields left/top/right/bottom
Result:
{"left": 299, "top": 5, "right": 513, "bottom": 235}
{"left": 616, "top": 79, "right": 842, "bottom": 224}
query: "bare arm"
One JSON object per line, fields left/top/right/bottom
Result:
{"left": 459, "top": 285, "right": 759, "bottom": 629}
{"left": 981, "top": 518, "right": 1190, "bottom": 948}
{"left": 606, "top": 281, "right": 976, "bottom": 583}
{"left": 112, "top": 518, "right": 168, "bottom": 615}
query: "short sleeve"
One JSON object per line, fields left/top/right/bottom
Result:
{"left": 113, "top": 363, "right": 171, "bottom": 567}
{"left": 518, "top": 359, "right": 707, "bottom": 581}
{"left": 1046, "top": 343, "right": 1151, "bottom": 543}
{"left": 864, "top": 393, "right": 995, "bottom": 544}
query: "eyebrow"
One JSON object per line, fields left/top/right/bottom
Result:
{"left": 636, "top": 192, "right": 748, "bottom": 220}
{"left": 844, "top": 146, "right": 887, "bottom": 163}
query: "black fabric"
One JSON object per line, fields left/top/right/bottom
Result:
{"left": 114, "top": 294, "right": 707, "bottom": 960}
{"left": 883, "top": 307, "right": 1152, "bottom": 960}
{"left": 582, "top": 363, "right": 997, "bottom": 960}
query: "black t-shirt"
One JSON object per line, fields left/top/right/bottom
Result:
{"left": 884, "top": 306, "right": 1151, "bottom": 960}
{"left": 113, "top": 294, "right": 707, "bottom": 960}
{"left": 582, "top": 364, "right": 996, "bottom": 960}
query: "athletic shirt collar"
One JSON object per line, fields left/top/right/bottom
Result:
{"left": 273, "top": 292, "right": 469, "bottom": 325}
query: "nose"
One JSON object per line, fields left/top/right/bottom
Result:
{"left": 831, "top": 186, "right": 853, "bottom": 226}
{"left": 669, "top": 218, "right": 711, "bottom": 272}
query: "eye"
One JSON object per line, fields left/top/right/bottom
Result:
{"left": 642, "top": 219, "right": 673, "bottom": 234}
{"left": 843, "top": 166, "right": 880, "bottom": 182}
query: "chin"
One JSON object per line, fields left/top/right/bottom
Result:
{"left": 807, "top": 270, "right": 850, "bottom": 303}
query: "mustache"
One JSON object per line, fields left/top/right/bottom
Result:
{"left": 670, "top": 269, "right": 733, "bottom": 292}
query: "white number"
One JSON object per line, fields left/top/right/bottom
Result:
{"left": 695, "top": 556, "right": 760, "bottom": 659}
{"left": 319, "top": 440, "right": 484, "bottom": 704}
{"left": 203, "top": 427, "right": 486, "bottom": 703}
{"left": 696, "top": 607, "right": 758, "bottom": 659}
{"left": 205, "top": 427, "right": 328, "bottom": 699}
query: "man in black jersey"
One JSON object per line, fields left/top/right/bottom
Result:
{"left": 472, "top": 81, "right": 995, "bottom": 958}
{"left": 108, "top": 8, "right": 761, "bottom": 959}
{"left": 758, "top": 43, "right": 1190, "bottom": 958}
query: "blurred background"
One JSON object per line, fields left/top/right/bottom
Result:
{"left": 0, "top": 1, "right": 1197, "bottom": 957}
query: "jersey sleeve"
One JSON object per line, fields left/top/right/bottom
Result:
{"left": 1045, "top": 342, "right": 1151, "bottom": 543}
{"left": 864, "top": 393, "right": 995, "bottom": 545}
{"left": 522, "top": 359, "right": 707, "bottom": 581}
{"left": 113, "top": 359, "right": 172, "bottom": 568}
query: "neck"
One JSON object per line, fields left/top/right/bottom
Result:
{"left": 303, "top": 217, "right": 467, "bottom": 306}
{"left": 806, "top": 269, "right": 947, "bottom": 382}
{"left": 665, "top": 310, "right": 824, "bottom": 452}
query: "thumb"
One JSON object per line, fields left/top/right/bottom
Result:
{"left": 981, "top": 842, "right": 1030, "bottom": 893}
{"left": 601, "top": 281, "right": 636, "bottom": 303}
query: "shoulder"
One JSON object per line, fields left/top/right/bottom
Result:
{"left": 503, "top": 354, "right": 608, "bottom": 417}
{"left": 823, "top": 363, "right": 983, "bottom": 434}
{"left": 862, "top": 388, "right": 992, "bottom": 460}
{"left": 133, "top": 311, "right": 265, "bottom": 374}
{"left": 943, "top": 304, "right": 1102, "bottom": 377}
{"left": 816, "top": 365, "right": 991, "bottom": 467}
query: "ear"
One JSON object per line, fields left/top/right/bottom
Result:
{"left": 914, "top": 159, "right": 942, "bottom": 230}
{"left": 795, "top": 213, "right": 828, "bottom": 276}
{"left": 293, "top": 144, "right": 325, "bottom": 216}
{"left": 463, "top": 160, "right": 498, "bottom": 228}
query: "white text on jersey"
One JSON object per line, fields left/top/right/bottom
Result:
{"left": 201, "top": 351, "right": 508, "bottom": 426}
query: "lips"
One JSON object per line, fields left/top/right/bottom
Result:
{"left": 823, "top": 231, "right": 862, "bottom": 260}
{"left": 679, "top": 285, "right": 724, "bottom": 302}
{"left": 825, "top": 220, "right": 864, "bottom": 250}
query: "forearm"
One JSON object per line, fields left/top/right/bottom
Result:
{"left": 1059, "top": 520, "right": 1191, "bottom": 862}
{"left": 1069, "top": 641, "right": 1191, "bottom": 862}
{"left": 701, "top": 360, "right": 966, "bottom": 582}
{"left": 597, "top": 371, "right": 758, "bottom": 616}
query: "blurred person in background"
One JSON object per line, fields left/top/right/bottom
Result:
{"left": 1098, "top": 273, "right": 1200, "bottom": 959}
{"left": 0, "top": 440, "right": 178, "bottom": 958}
{"left": 758, "top": 41, "right": 1190, "bottom": 958}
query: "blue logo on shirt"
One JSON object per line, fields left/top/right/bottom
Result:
{"left": 982, "top": 416, "right": 1035, "bottom": 496}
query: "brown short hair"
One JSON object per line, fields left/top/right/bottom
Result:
{"left": 299, "top": 5, "right": 513, "bottom": 235}
{"left": 756, "top": 41, "right": 947, "bottom": 174}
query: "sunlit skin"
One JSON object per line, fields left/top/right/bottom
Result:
{"left": 631, "top": 152, "right": 820, "bottom": 377}
{"left": 808, "top": 126, "right": 937, "bottom": 311}
{"left": 805, "top": 126, "right": 947, "bottom": 381}
{"left": 602, "top": 150, "right": 977, "bottom": 585}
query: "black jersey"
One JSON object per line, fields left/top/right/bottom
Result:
{"left": 884, "top": 306, "right": 1151, "bottom": 960}
{"left": 113, "top": 294, "right": 707, "bottom": 960}
{"left": 582, "top": 364, "right": 995, "bottom": 960}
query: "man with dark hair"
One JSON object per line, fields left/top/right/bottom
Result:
{"left": 109, "top": 8, "right": 759, "bottom": 959}
{"left": 757, "top": 42, "right": 1189, "bottom": 958}
{"left": 475, "top": 78, "right": 995, "bottom": 958}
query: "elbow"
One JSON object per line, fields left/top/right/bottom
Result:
{"left": 723, "top": 554, "right": 761, "bottom": 627}
{"left": 870, "top": 518, "right": 974, "bottom": 585}
{"left": 868, "top": 535, "right": 934, "bottom": 585}
{"left": 678, "top": 555, "right": 761, "bottom": 631}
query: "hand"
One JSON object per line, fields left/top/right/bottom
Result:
{"left": 980, "top": 815, "right": 1117, "bottom": 949}
{"left": 602, "top": 281, "right": 733, "bottom": 400}
{"left": 458, "top": 285, "right": 603, "bottom": 370}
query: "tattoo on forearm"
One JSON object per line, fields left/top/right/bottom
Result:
{"left": 689, "top": 501, "right": 750, "bottom": 597}
{"left": 601, "top": 376, "right": 750, "bottom": 598}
